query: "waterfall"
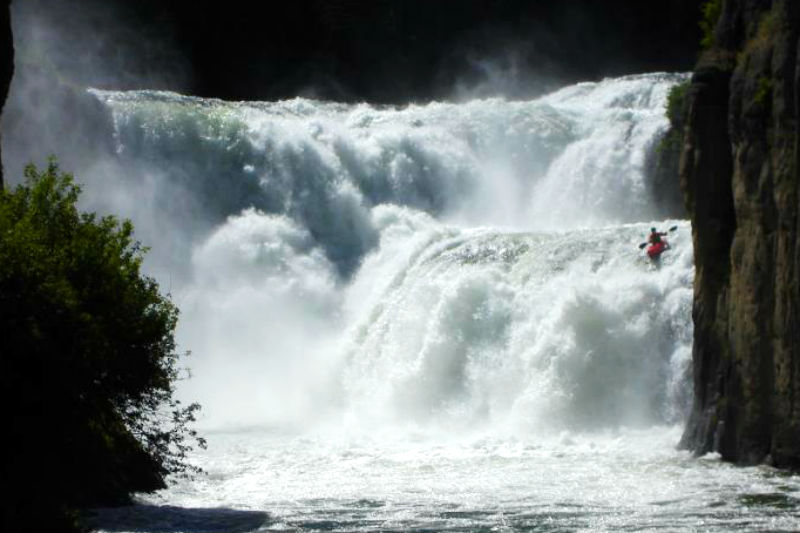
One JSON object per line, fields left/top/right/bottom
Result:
{"left": 87, "top": 72, "right": 692, "bottom": 432}
{"left": 340, "top": 221, "right": 693, "bottom": 434}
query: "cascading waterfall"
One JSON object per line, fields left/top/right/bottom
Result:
{"left": 91, "top": 72, "right": 679, "bottom": 271}
{"left": 85, "top": 72, "right": 800, "bottom": 533}
{"left": 88, "top": 72, "right": 692, "bottom": 430}
{"left": 340, "top": 222, "right": 693, "bottom": 434}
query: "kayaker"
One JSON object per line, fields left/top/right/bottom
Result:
{"left": 648, "top": 227, "right": 668, "bottom": 244}
{"left": 645, "top": 227, "right": 670, "bottom": 261}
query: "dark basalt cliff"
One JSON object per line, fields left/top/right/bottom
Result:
{"left": 679, "top": 0, "right": 800, "bottom": 468}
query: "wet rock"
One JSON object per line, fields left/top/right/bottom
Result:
{"left": 680, "top": 0, "right": 800, "bottom": 469}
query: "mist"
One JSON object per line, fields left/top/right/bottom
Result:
{"left": 3, "top": 0, "right": 199, "bottom": 280}
{"left": 4, "top": 0, "right": 189, "bottom": 176}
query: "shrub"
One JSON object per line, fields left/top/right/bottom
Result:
{"left": 655, "top": 80, "right": 690, "bottom": 158}
{"left": 700, "top": 0, "right": 723, "bottom": 49}
{"left": 666, "top": 81, "right": 689, "bottom": 131}
{"left": 0, "top": 160, "right": 204, "bottom": 532}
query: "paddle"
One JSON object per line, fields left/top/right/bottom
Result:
{"left": 639, "top": 225, "right": 678, "bottom": 249}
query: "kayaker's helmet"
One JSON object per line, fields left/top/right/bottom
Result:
{"left": 650, "top": 227, "right": 656, "bottom": 232}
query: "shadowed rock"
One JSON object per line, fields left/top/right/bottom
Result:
{"left": 679, "top": 0, "right": 800, "bottom": 470}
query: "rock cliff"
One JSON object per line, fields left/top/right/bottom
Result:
{"left": 680, "top": 0, "right": 800, "bottom": 468}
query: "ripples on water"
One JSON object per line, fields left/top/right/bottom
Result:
{"left": 90, "top": 427, "right": 800, "bottom": 533}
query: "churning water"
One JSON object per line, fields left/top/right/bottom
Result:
{"left": 84, "top": 73, "right": 800, "bottom": 532}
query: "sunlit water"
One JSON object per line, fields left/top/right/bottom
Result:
{"left": 92, "top": 427, "right": 800, "bottom": 532}
{"left": 81, "top": 73, "right": 800, "bottom": 532}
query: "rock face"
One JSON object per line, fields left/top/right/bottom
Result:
{"left": 680, "top": 0, "right": 800, "bottom": 468}
{"left": 645, "top": 81, "right": 690, "bottom": 219}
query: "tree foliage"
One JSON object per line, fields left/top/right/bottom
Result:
{"left": 655, "top": 81, "right": 690, "bottom": 158}
{"left": 700, "top": 0, "right": 723, "bottom": 49}
{"left": 666, "top": 81, "right": 689, "bottom": 132}
{"left": 0, "top": 160, "right": 204, "bottom": 532}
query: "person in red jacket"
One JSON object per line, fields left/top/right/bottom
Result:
{"left": 646, "top": 227, "right": 669, "bottom": 259}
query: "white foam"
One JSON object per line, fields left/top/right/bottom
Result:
{"left": 87, "top": 73, "right": 696, "bottom": 432}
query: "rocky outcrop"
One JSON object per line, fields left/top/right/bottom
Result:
{"left": 680, "top": 0, "right": 800, "bottom": 468}
{"left": 645, "top": 81, "right": 690, "bottom": 219}
{"left": 646, "top": 134, "right": 688, "bottom": 219}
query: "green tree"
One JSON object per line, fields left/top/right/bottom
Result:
{"left": 700, "top": 0, "right": 723, "bottom": 49}
{"left": 0, "top": 160, "right": 204, "bottom": 532}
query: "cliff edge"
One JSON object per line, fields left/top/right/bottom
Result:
{"left": 680, "top": 0, "right": 800, "bottom": 468}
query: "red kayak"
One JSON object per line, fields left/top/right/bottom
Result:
{"left": 646, "top": 240, "right": 669, "bottom": 259}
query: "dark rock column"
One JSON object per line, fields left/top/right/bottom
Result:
{"left": 758, "top": 0, "right": 800, "bottom": 467}
{"left": 678, "top": 55, "right": 737, "bottom": 458}
{"left": 680, "top": 0, "right": 800, "bottom": 468}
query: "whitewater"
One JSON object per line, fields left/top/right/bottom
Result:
{"left": 83, "top": 73, "right": 800, "bottom": 532}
